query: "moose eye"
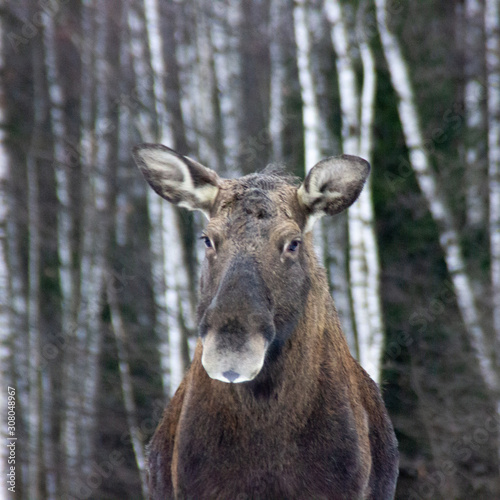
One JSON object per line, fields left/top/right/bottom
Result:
{"left": 200, "top": 235, "right": 213, "bottom": 249}
{"left": 286, "top": 239, "right": 301, "bottom": 253}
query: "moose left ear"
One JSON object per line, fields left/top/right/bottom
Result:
{"left": 297, "top": 154, "right": 370, "bottom": 231}
{"left": 132, "top": 143, "right": 220, "bottom": 218}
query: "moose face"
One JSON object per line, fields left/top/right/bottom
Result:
{"left": 196, "top": 174, "right": 311, "bottom": 383}
{"left": 133, "top": 144, "right": 369, "bottom": 383}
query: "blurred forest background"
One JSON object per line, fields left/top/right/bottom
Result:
{"left": 0, "top": 0, "right": 499, "bottom": 498}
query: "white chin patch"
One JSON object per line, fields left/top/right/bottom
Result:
{"left": 201, "top": 331, "right": 268, "bottom": 384}
{"left": 205, "top": 368, "right": 260, "bottom": 384}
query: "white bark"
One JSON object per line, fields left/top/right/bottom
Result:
{"left": 42, "top": 6, "right": 73, "bottom": 318}
{"left": 42, "top": 11, "right": 68, "bottom": 497}
{"left": 485, "top": 0, "right": 500, "bottom": 361}
{"left": 357, "top": 26, "right": 385, "bottom": 383}
{"left": 293, "top": 0, "right": 322, "bottom": 169}
{"left": 0, "top": 4, "right": 10, "bottom": 495}
{"left": 293, "top": 0, "right": 326, "bottom": 268}
{"left": 326, "top": 0, "right": 384, "bottom": 381}
{"left": 62, "top": 2, "right": 95, "bottom": 486}
{"left": 174, "top": 4, "right": 199, "bottom": 154}
{"left": 27, "top": 107, "right": 42, "bottom": 500}
{"left": 210, "top": 0, "right": 242, "bottom": 175}
{"left": 25, "top": 36, "right": 48, "bottom": 497}
{"left": 143, "top": 0, "right": 193, "bottom": 394}
{"left": 269, "top": 0, "right": 286, "bottom": 163}
{"left": 375, "top": 0, "right": 498, "bottom": 394}
{"left": 79, "top": 0, "right": 110, "bottom": 477}
{"left": 193, "top": 4, "right": 219, "bottom": 168}
{"left": 325, "top": 0, "right": 358, "bottom": 154}
{"left": 325, "top": 0, "right": 364, "bottom": 361}
{"left": 464, "top": 0, "right": 487, "bottom": 227}
{"left": 162, "top": 205, "right": 186, "bottom": 395}
{"left": 6, "top": 208, "right": 29, "bottom": 497}
{"left": 129, "top": 0, "right": 170, "bottom": 394}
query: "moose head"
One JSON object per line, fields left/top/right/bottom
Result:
{"left": 133, "top": 143, "right": 369, "bottom": 384}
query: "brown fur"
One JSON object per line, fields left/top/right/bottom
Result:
{"left": 133, "top": 146, "right": 399, "bottom": 499}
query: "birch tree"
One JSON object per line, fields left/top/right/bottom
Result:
{"left": 142, "top": 0, "right": 194, "bottom": 394}
{"left": 325, "top": 0, "right": 364, "bottom": 358}
{"left": 210, "top": 0, "right": 242, "bottom": 175}
{"left": 42, "top": 9, "right": 70, "bottom": 496}
{"left": 143, "top": 0, "right": 184, "bottom": 393}
{"left": 463, "top": 0, "right": 487, "bottom": 228}
{"left": 27, "top": 44, "right": 43, "bottom": 500}
{"left": 78, "top": 0, "right": 113, "bottom": 479}
{"left": 61, "top": 0, "right": 96, "bottom": 490}
{"left": 485, "top": 0, "right": 500, "bottom": 416}
{"left": 294, "top": 0, "right": 358, "bottom": 349}
{"left": 325, "top": 0, "right": 384, "bottom": 380}
{"left": 293, "top": 0, "right": 322, "bottom": 170}
{"left": 0, "top": 4, "right": 11, "bottom": 497}
{"left": 356, "top": 13, "right": 384, "bottom": 383}
{"left": 156, "top": 0, "right": 198, "bottom": 350}
{"left": 193, "top": 1, "right": 221, "bottom": 169}
{"left": 375, "top": 0, "right": 499, "bottom": 395}
{"left": 268, "top": 0, "right": 286, "bottom": 163}
{"left": 128, "top": 0, "right": 171, "bottom": 395}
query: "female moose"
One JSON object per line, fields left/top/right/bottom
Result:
{"left": 133, "top": 143, "right": 399, "bottom": 499}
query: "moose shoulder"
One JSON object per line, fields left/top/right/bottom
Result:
{"left": 133, "top": 143, "right": 399, "bottom": 500}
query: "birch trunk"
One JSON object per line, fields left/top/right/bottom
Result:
{"left": 115, "top": 36, "right": 145, "bottom": 470}
{"left": 294, "top": 0, "right": 355, "bottom": 346}
{"left": 193, "top": 2, "right": 220, "bottom": 169}
{"left": 268, "top": 0, "right": 286, "bottom": 163}
{"left": 485, "top": 0, "right": 500, "bottom": 357}
{"left": 464, "top": 0, "right": 487, "bottom": 228}
{"left": 128, "top": 0, "right": 170, "bottom": 395}
{"left": 79, "top": 0, "right": 124, "bottom": 477}
{"left": 0, "top": 5, "right": 11, "bottom": 496}
{"left": 143, "top": 0, "right": 193, "bottom": 394}
{"left": 238, "top": 0, "right": 271, "bottom": 170}
{"left": 5, "top": 195, "right": 28, "bottom": 497}
{"left": 147, "top": 0, "right": 195, "bottom": 382}
{"left": 61, "top": 0, "right": 96, "bottom": 489}
{"left": 145, "top": 0, "right": 197, "bottom": 306}
{"left": 485, "top": 0, "right": 500, "bottom": 446}
{"left": 293, "top": 0, "right": 326, "bottom": 263}
{"left": 78, "top": 0, "right": 112, "bottom": 478}
{"left": 42, "top": 10, "right": 69, "bottom": 496}
{"left": 210, "top": 0, "right": 242, "bottom": 175}
{"left": 325, "top": 0, "right": 364, "bottom": 361}
{"left": 27, "top": 41, "right": 45, "bottom": 500}
{"left": 27, "top": 149, "right": 42, "bottom": 500}
{"left": 375, "top": 0, "right": 499, "bottom": 395}
{"left": 163, "top": 4, "right": 207, "bottom": 355}
{"left": 293, "top": 0, "right": 322, "bottom": 169}
{"left": 325, "top": 0, "right": 384, "bottom": 380}
{"left": 357, "top": 20, "right": 385, "bottom": 383}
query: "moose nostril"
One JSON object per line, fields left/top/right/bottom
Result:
{"left": 222, "top": 370, "right": 240, "bottom": 383}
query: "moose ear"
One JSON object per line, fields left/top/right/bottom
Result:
{"left": 132, "top": 143, "right": 220, "bottom": 218}
{"left": 297, "top": 154, "right": 370, "bottom": 232}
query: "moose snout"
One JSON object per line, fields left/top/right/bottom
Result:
{"left": 199, "top": 256, "right": 275, "bottom": 383}
{"left": 199, "top": 314, "right": 274, "bottom": 383}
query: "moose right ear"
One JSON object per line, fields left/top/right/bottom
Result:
{"left": 297, "top": 154, "right": 370, "bottom": 232}
{"left": 132, "top": 143, "right": 220, "bottom": 218}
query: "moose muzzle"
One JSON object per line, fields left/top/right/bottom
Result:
{"left": 199, "top": 256, "right": 275, "bottom": 383}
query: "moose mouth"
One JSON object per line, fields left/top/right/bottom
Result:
{"left": 201, "top": 329, "right": 271, "bottom": 383}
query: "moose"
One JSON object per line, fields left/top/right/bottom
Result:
{"left": 133, "top": 143, "right": 399, "bottom": 500}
